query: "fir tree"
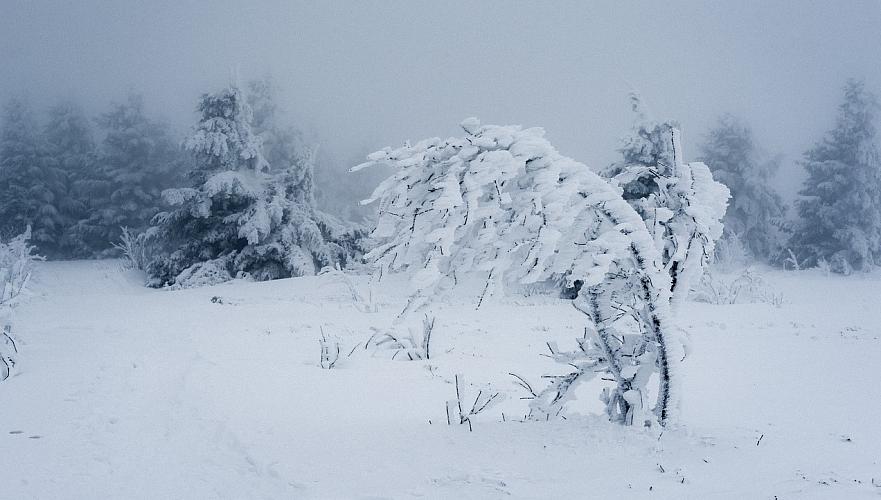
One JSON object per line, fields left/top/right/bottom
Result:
{"left": 699, "top": 114, "right": 786, "bottom": 261}
{"left": 43, "top": 100, "right": 100, "bottom": 257}
{"left": 0, "top": 98, "right": 65, "bottom": 256}
{"left": 144, "top": 83, "right": 361, "bottom": 288}
{"left": 788, "top": 79, "right": 881, "bottom": 273}
{"left": 86, "top": 94, "right": 183, "bottom": 253}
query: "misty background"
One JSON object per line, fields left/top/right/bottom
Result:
{"left": 2, "top": 0, "right": 880, "bottom": 206}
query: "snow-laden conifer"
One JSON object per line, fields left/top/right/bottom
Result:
{"left": 356, "top": 118, "right": 681, "bottom": 426}
{"left": 0, "top": 98, "right": 65, "bottom": 255}
{"left": 699, "top": 114, "right": 786, "bottom": 261}
{"left": 82, "top": 94, "right": 184, "bottom": 255}
{"left": 43, "top": 100, "right": 103, "bottom": 257}
{"left": 788, "top": 80, "right": 881, "bottom": 273}
{"left": 144, "top": 84, "right": 362, "bottom": 287}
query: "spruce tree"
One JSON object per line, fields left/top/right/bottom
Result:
{"left": 43, "top": 100, "right": 100, "bottom": 257}
{"left": 144, "top": 83, "right": 360, "bottom": 288}
{"left": 0, "top": 98, "right": 64, "bottom": 256}
{"left": 699, "top": 114, "right": 786, "bottom": 261}
{"left": 788, "top": 79, "right": 881, "bottom": 273}
{"left": 88, "top": 94, "right": 183, "bottom": 253}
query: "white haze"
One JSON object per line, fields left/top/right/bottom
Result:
{"left": 2, "top": 0, "right": 880, "bottom": 201}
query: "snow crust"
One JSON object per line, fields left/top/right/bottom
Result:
{"left": 2, "top": 260, "right": 880, "bottom": 498}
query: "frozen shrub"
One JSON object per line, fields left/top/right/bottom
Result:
{"left": 367, "top": 315, "right": 434, "bottom": 361}
{"left": 319, "top": 328, "right": 341, "bottom": 369}
{"left": 0, "top": 227, "right": 39, "bottom": 380}
{"left": 357, "top": 119, "right": 682, "bottom": 427}
{"left": 691, "top": 268, "right": 783, "bottom": 306}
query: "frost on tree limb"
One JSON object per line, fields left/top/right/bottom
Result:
{"left": 356, "top": 118, "right": 684, "bottom": 427}
{"left": 604, "top": 94, "right": 729, "bottom": 307}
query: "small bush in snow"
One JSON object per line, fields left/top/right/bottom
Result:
{"left": 0, "top": 227, "right": 38, "bottom": 307}
{"left": 112, "top": 226, "right": 148, "bottom": 271}
{"left": 711, "top": 232, "right": 750, "bottom": 272}
{"left": 319, "top": 328, "right": 341, "bottom": 369}
{"left": 691, "top": 268, "right": 783, "bottom": 307}
{"left": 318, "top": 265, "right": 378, "bottom": 313}
{"left": 781, "top": 248, "right": 802, "bottom": 271}
{"left": 368, "top": 315, "right": 435, "bottom": 361}
{"left": 0, "top": 227, "right": 39, "bottom": 380}
{"left": 446, "top": 374, "right": 504, "bottom": 431}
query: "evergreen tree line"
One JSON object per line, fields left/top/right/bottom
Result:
{"left": 0, "top": 79, "right": 365, "bottom": 286}
{"left": 698, "top": 79, "right": 881, "bottom": 273}
{"left": 0, "top": 94, "right": 185, "bottom": 259}
{"left": 1, "top": 77, "right": 878, "bottom": 277}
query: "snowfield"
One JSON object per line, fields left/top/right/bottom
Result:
{"left": 2, "top": 260, "right": 880, "bottom": 499}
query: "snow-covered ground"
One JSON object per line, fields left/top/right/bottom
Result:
{"left": 2, "top": 260, "right": 880, "bottom": 499}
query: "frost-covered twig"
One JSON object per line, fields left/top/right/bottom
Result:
{"left": 446, "top": 374, "right": 503, "bottom": 431}
{"left": 509, "top": 372, "right": 538, "bottom": 400}
{"left": 319, "top": 328, "right": 341, "bottom": 369}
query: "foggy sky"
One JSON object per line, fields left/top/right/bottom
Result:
{"left": 2, "top": 0, "right": 881, "bottom": 200}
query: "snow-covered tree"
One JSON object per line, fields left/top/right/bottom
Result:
{"left": 699, "top": 114, "right": 786, "bottom": 261}
{"left": 247, "top": 77, "right": 315, "bottom": 205}
{"left": 357, "top": 118, "right": 682, "bottom": 427}
{"left": 604, "top": 96, "right": 729, "bottom": 305}
{"left": 788, "top": 80, "right": 881, "bottom": 273}
{"left": 74, "top": 94, "right": 184, "bottom": 255}
{"left": 144, "top": 84, "right": 361, "bottom": 287}
{"left": 42, "top": 100, "right": 101, "bottom": 257}
{"left": 0, "top": 98, "right": 67, "bottom": 256}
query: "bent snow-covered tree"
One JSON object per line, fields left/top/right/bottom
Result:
{"left": 356, "top": 119, "right": 682, "bottom": 427}
{"left": 604, "top": 96, "right": 729, "bottom": 305}
{"left": 144, "top": 84, "right": 360, "bottom": 288}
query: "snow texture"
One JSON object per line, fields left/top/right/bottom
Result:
{"left": 1, "top": 260, "right": 879, "bottom": 499}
